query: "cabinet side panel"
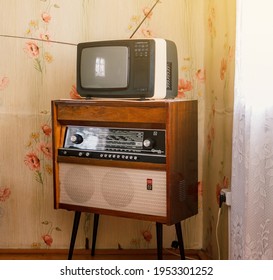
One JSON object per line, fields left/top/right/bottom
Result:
{"left": 166, "top": 100, "right": 198, "bottom": 224}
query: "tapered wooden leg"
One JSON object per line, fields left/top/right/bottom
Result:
{"left": 175, "top": 222, "right": 185, "bottom": 260}
{"left": 68, "top": 211, "right": 81, "bottom": 260}
{"left": 156, "top": 222, "right": 163, "bottom": 260}
{"left": 91, "top": 214, "right": 100, "bottom": 256}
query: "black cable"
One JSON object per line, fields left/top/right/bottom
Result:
{"left": 0, "top": 34, "right": 77, "bottom": 46}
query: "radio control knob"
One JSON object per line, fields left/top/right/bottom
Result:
{"left": 71, "top": 134, "right": 83, "bottom": 144}
{"left": 143, "top": 138, "right": 154, "bottom": 148}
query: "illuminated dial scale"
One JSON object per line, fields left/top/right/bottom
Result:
{"left": 58, "top": 126, "right": 166, "bottom": 164}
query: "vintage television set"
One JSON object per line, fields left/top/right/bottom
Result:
{"left": 76, "top": 38, "right": 178, "bottom": 99}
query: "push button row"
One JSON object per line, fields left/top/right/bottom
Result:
{"left": 61, "top": 150, "right": 139, "bottom": 161}
{"left": 99, "top": 153, "right": 138, "bottom": 160}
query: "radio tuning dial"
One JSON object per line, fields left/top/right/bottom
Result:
{"left": 71, "top": 134, "right": 83, "bottom": 144}
{"left": 143, "top": 138, "right": 154, "bottom": 149}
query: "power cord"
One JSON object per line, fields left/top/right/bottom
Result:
{"left": 216, "top": 192, "right": 227, "bottom": 260}
{"left": 216, "top": 207, "right": 222, "bottom": 260}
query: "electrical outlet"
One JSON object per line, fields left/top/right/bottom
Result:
{"left": 220, "top": 189, "right": 232, "bottom": 207}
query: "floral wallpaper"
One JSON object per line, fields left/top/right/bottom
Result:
{"left": 0, "top": 0, "right": 236, "bottom": 259}
{"left": 202, "top": 0, "right": 236, "bottom": 259}
{"left": 0, "top": 61, "right": 10, "bottom": 230}
{"left": 24, "top": 1, "right": 59, "bottom": 75}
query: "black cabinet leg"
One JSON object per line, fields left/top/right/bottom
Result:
{"left": 156, "top": 222, "right": 163, "bottom": 260}
{"left": 91, "top": 213, "right": 100, "bottom": 256}
{"left": 68, "top": 211, "right": 81, "bottom": 260}
{"left": 175, "top": 222, "right": 185, "bottom": 260}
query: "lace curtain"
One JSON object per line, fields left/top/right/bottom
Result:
{"left": 231, "top": 0, "right": 273, "bottom": 259}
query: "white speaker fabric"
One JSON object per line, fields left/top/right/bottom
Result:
{"left": 58, "top": 163, "right": 167, "bottom": 217}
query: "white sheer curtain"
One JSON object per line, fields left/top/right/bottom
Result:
{"left": 231, "top": 0, "right": 273, "bottom": 259}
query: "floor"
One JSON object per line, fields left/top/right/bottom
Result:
{"left": 0, "top": 249, "right": 210, "bottom": 260}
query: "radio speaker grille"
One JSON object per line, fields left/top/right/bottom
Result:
{"left": 58, "top": 163, "right": 167, "bottom": 217}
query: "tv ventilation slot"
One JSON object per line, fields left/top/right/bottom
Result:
{"left": 166, "top": 62, "right": 172, "bottom": 90}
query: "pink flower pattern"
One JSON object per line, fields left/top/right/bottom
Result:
{"left": 24, "top": 121, "right": 53, "bottom": 185}
{"left": 41, "top": 12, "right": 51, "bottom": 23}
{"left": 39, "top": 142, "right": 52, "bottom": 159}
{"left": 24, "top": 152, "right": 41, "bottom": 171}
{"left": 0, "top": 187, "right": 11, "bottom": 202}
{"left": 41, "top": 124, "right": 52, "bottom": 136}
{"left": 178, "top": 78, "right": 193, "bottom": 98}
{"left": 41, "top": 221, "right": 61, "bottom": 248}
{"left": 220, "top": 58, "right": 227, "bottom": 80}
{"left": 0, "top": 76, "right": 9, "bottom": 91}
{"left": 195, "top": 69, "right": 206, "bottom": 82}
{"left": 142, "top": 230, "right": 152, "bottom": 242}
{"left": 179, "top": 62, "right": 206, "bottom": 98}
{"left": 24, "top": 42, "right": 40, "bottom": 58}
{"left": 42, "top": 234, "right": 53, "bottom": 246}
{"left": 0, "top": 187, "right": 11, "bottom": 221}
{"left": 24, "top": 1, "right": 59, "bottom": 74}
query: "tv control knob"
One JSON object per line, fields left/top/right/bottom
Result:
{"left": 71, "top": 134, "right": 83, "bottom": 144}
{"left": 143, "top": 138, "right": 154, "bottom": 149}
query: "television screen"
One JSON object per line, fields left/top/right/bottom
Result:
{"left": 81, "top": 46, "right": 129, "bottom": 89}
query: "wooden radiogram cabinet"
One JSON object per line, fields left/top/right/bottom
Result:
{"left": 52, "top": 98, "right": 198, "bottom": 226}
